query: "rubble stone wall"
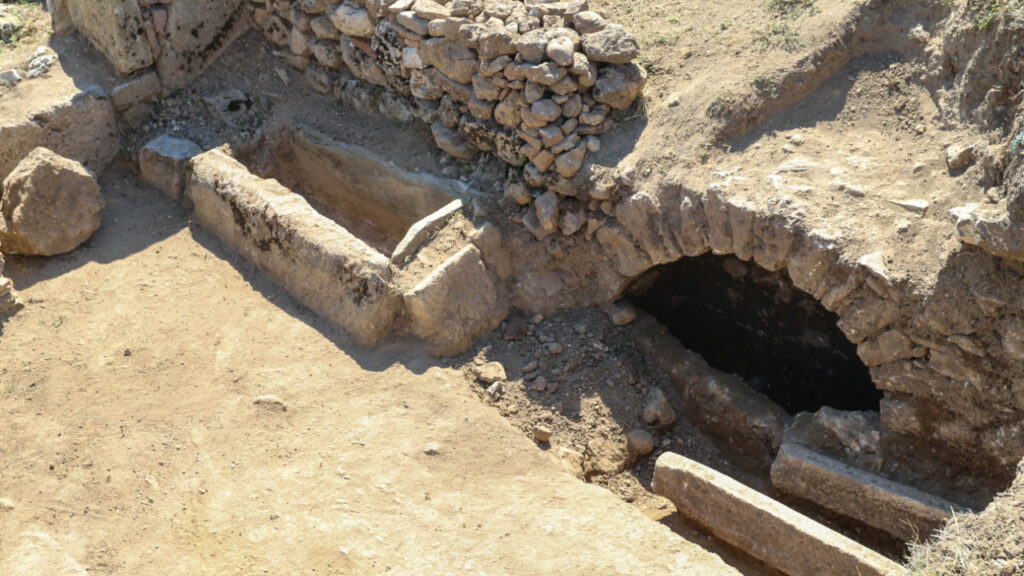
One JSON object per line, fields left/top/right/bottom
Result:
{"left": 248, "top": 0, "right": 646, "bottom": 200}
{"left": 587, "top": 179, "right": 1024, "bottom": 504}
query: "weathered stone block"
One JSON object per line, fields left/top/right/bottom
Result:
{"left": 187, "top": 149, "right": 401, "bottom": 345}
{"left": 66, "top": 0, "right": 153, "bottom": 75}
{"left": 0, "top": 147, "right": 104, "bottom": 256}
{"left": 139, "top": 135, "right": 203, "bottom": 206}
{"left": 653, "top": 452, "right": 906, "bottom": 576}
{"left": 403, "top": 244, "right": 506, "bottom": 355}
{"left": 154, "top": 0, "right": 249, "bottom": 93}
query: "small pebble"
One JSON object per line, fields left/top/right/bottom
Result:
{"left": 546, "top": 342, "right": 564, "bottom": 355}
{"left": 0, "top": 497, "right": 14, "bottom": 512}
{"left": 522, "top": 360, "right": 538, "bottom": 373}
{"left": 533, "top": 425, "right": 553, "bottom": 443}
{"left": 610, "top": 302, "right": 637, "bottom": 326}
{"left": 531, "top": 377, "right": 548, "bottom": 392}
{"left": 486, "top": 382, "right": 503, "bottom": 399}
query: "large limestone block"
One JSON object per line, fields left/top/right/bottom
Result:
{"left": 403, "top": 244, "right": 506, "bottom": 355}
{"left": 187, "top": 149, "right": 401, "bottom": 345}
{"left": 154, "top": 0, "right": 249, "bottom": 93}
{"left": 0, "top": 148, "right": 104, "bottom": 256}
{"left": 139, "top": 134, "right": 203, "bottom": 205}
{"left": 653, "top": 452, "right": 907, "bottom": 576}
{"left": 66, "top": 0, "right": 153, "bottom": 74}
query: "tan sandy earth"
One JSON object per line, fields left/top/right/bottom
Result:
{"left": 0, "top": 167, "right": 741, "bottom": 575}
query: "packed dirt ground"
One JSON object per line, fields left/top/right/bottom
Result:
{"left": 0, "top": 164, "right": 751, "bottom": 576}
{"left": 4, "top": 0, "right": 1024, "bottom": 574}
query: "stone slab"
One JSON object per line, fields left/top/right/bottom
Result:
{"left": 391, "top": 198, "right": 463, "bottom": 264}
{"left": 187, "top": 148, "right": 401, "bottom": 345}
{"left": 653, "top": 451, "right": 907, "bottom": 576}
{"left": 771, "top": 443, "right": 962, "bottom": 542}
{"left": 139, "top": 135, "right": 203, "bottom": 206}
{"left": 289, "top": 126, "right": 461, "bottom": 241}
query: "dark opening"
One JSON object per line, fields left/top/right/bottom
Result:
{"left": 627, "top": 254, "right": 880, "bottom": 414}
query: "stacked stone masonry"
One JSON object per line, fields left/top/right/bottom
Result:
{"left": 598, "top": 178, "right": 1024, "bottom": 503}
{"left": 249, "top": 0, "right": 646, "bottom": 237}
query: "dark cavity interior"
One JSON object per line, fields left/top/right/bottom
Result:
{"left": 627, "top": 254, "right": 880, "bottom": 414}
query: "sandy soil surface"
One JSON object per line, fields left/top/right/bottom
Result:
{"left": 2, "top": 0, "right": 1020, "bottom": 573}
{"left": 0, "top": 165, "right": 745, "bottom": 576}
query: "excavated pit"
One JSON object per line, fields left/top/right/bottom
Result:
{"left": 239, "top": 125, "right": 462, "bottom": 256}
{"left": 628, "top": 254, "right": 879, "bottom": 416}
{"left": 182, "top": 124, "right": 476, "bottom": 346}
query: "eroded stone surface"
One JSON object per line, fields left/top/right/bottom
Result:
{"left": 139, "top": 135, "right": 203, "bottom": 205}
{"left": 403, "top": 244, "right": 507, "bottom": 355}
{"left": 66, "top": 0, "right": 153, "bottom": 75}
{"left": 0, "top": 148, "right": 104, "bottom": 257}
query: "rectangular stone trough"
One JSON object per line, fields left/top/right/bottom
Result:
{"left": 183, "top": 126, "right": 467, "bottom": 345}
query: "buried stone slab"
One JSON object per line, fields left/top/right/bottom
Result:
{"left": 391, "top": 199, "right": 464, "bottom": 265}
{"left": 186, "top": 148, "right": 401, "bottom": 345}
{"left": 770, "top": 443, "right": 964, "bottom": 543}
{"left": 653, "top": 452, "right": 906, "bottom": 576}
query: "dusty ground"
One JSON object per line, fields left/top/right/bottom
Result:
{"left": 0, "top": 164, "right": 749, "bottom": 576}
{"left": 3, "top": 0, "right": 1023, "bottom": 573}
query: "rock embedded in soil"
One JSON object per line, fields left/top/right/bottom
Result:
{"left": 585, "top": 437, "right": 629, "bottom": 477}
{"left": 253, "top": 394, "right": 288, "bottom": 411}
{"left": 593, "top": 63, "right": 648, "bottom": 110}
{"left": 486, "top": 381, "right": 503, "bottom": 399}
{"left": 473, "top": 361, "right": 507, "bottom": 383}
{"left": 626, "top": 429, "right": 655, "bottom": 458}
{"left": 946, "top": 142, "right": 978, "bottom": 171}
{"left": 0, "top": 148, "right": 104, "bottom": 257}
{"left": 641, "top": 387, "right": 677, "bottom": 429}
